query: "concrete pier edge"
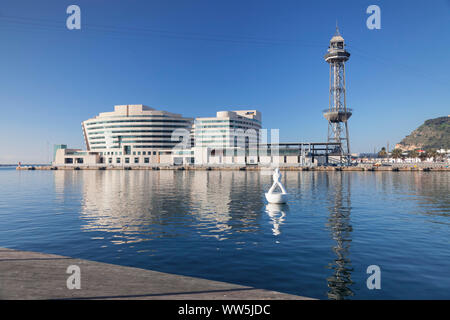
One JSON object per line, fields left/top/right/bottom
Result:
{"left": 0, "top": 247, "right": 311, "bottom": 300}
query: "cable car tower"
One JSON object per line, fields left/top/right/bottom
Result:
{"left": 323, "top": 26, "right": 352, "bottom": 164}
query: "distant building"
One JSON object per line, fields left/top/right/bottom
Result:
{"left": 53, "top": 144, "right": 67, "bottom": 161}
{"left": 54, "top": 148, "right": 100, "bottom": 165}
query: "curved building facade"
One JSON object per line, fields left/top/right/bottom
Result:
{"left": 82, "top": 104, "right": 193, "bottom": 165}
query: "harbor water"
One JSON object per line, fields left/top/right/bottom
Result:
{"left": 0, "top": 167, "right": 449, "bottom": 299}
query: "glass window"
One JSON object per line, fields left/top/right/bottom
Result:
{"left": 144, "top": 157, "right": 149, "bottom": 163}
{"left": 134, "top": 158, "right": 139, "bottom": 163}
{"left": 125, "top": 158, "right": 129, "bottom": 163}
{"left": 108, "top": 158, "right": 112, "bottom": 163}
{"left": 116, "top": 158, "right": 121, "bottom": 163}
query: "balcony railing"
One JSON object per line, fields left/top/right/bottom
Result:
{"left": 323, "top": 108, "right": 353, "bottom": 113}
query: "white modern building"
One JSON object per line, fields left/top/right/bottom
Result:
{"left": 81, "top": 104, "right": 193, "bottom": 165}
{"left": 53, "top": 105, "right": 324, "bottom": 167}
{"left": 192, "top": 110, "right": 262, "bottom": 165}
{"left": 194, "top": 110, "right": 261, "bottom": 148}
{"left": 53, "top": 146, "right": 101, "bottom": 165}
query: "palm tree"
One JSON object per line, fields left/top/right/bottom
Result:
{"left": 408, "top": 150, "right": 419, "bottom": 159}
{"left": 391, "top": 148, "right": 403, "bottom": 159}
{"left": 419, "top": 151, "right": 428, "bottom": 162}
{"left": 426, "top": 149, "right": 438, "bottom": 162}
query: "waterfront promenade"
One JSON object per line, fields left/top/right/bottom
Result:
{"left": 15, "top": 163, "right": 450, "bottom": 172}
{"left": 0, "top": 247, "right": 308, "bottom": 300}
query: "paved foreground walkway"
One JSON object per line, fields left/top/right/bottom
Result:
{"left": 0, "top": 247, "right": 309, "bottom": 300}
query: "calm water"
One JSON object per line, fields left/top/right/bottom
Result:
{"left": 0, "top": 167, "right": 449, "bottom": 299}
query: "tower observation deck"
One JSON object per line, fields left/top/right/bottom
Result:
{"left": 323, "top": 26, "right": 352, "bottom": 163}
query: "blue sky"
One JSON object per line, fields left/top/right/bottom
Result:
{"left": 0, "top": 0, "right": 449, "bottom": 163}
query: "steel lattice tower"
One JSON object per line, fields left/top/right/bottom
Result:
{"left": 323, "top": 26, "right": 352, "bottom": 164}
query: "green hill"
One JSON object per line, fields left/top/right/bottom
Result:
{"left": 396, "top": 116, "right": 450, "bottom": 150}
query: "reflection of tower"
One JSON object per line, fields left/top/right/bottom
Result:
{"left": 325, "top": 172, "right": 354, "bottom": 300}
{"left": 323, "top": 26, "right": 352, "bottom": 164}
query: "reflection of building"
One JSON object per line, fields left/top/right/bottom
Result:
{"left": 53, "top": 170, "right": 264, "bottom": 243}
{"left": 187, "top": 170, "right": 264, "bottom": 237}
{"left": 325, "top": 172, "right": 354, "bottom": 300}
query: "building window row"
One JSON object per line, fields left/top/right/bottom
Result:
{"left": 87, "top": 130, "right": 179, "bottom": 136}
{"left": 196, "top": 119, "right": 260, "bottom": 125}
{"left": 90, "top": 139, "right": 177, "bottom": 144}
{"left": 87, "top": 124, "right": 190, "bottom": 130}
{"left": 90, "top": 135, "right": 173, "bottom": 140}
{"left": 85, "top": 119, "right": 191, "bottom": 126}
{"left": 102, "top": 157, "right": 154, "bottom": 164}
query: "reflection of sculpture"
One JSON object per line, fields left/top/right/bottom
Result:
{"left": 265, "top": 168, "right": 288, "bottom": 204}
{"left": 265, "top": 203, "right": 286, "bottom": 236}
{"left": 325, "top": 172, "right": 354, "bottom": 300}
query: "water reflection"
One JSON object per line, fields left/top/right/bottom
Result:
{"left": 265, "top": 203, "right": 287, "bottom": 236}
{"left": 30, "top": 169, "right": 450, "bottom": 299}
{"left": 325, "top": 172, "right": 354, "bottom": 300}
{"left": 53, "top": 170, "right": 265, "bottom": 243}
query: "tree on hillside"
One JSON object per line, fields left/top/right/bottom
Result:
{"left": 426, "top": 149, "right": 438, "bottom": 162}
{"left": 419, "top": 151, "right": 428, "bottom": 162}
{"left": 391, "top": 148, "right": 403, "bottom": 159}
{"left": 408, "top": 150, "right": 419, "bottom": 159}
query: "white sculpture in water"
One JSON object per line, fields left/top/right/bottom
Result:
{"left": 265, "top": 168, "right": 288, "bottom": 204}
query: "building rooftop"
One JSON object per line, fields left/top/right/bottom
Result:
{"left": 86, "top": 104, "right": 190, "bottom": 121}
